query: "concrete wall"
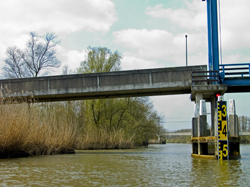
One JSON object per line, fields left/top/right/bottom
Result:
{"left": 0, "top": 65, "right": 207, "bottom": 102}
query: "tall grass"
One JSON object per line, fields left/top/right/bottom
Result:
{"left": 0, "top": 99, "right": 134, "bottom": 158}
{"left": 0, "top": 101, "right": 77, "bottom": 157}
{"left": 76, "top": 127, "right": 134, "bottom": 150}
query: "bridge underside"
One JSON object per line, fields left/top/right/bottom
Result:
{"left": 226, "top": 85, "right": 250, "bottom": 93}
{"left": 33, "top": 86, "right": 192, "bottom": 102}
{"left": 224, "top": 78, "right": 250, "bottom": 93}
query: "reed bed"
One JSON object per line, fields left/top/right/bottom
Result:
{"left": 76, "top": 127, "right": 134, "bottom": 150}
{"left": 0, "top": 101, "right": 77, "bottom": 158}
{"left": 0, "top": 99, "right": 135, "bottom": 158}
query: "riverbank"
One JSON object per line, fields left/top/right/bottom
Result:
{"left": 164, "top": 135, "right": 191, "bottom": 143}
{"left": 164, "top": 135, "right": 250, "bottom": 144}
{"left": 240, "top": 136, "right": 250, "bottom": 144}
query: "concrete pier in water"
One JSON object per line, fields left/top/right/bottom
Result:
{"left": 191, "top": 90, "right": 241, "bottom": 159}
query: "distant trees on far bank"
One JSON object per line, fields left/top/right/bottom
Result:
{"left": 239, "top": 116, "right": 250, "bottom": 132}
{"left": 167, "top": 116, "right": 250, "bottom": 133}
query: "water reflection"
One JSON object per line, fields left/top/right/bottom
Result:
{"left": 0, "top": 144, "right": 250, "bottom": 186}
{"left": 190, "top": 158, "right": 243, "bottom": 186}
{"left": 192, "top": 150, "right": 250, "bottom": 187}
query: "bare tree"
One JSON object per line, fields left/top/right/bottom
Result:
{"left": 3, "top": 47, "right": 25, "bottom": 78}
{"left": 2, "top": 32, "right": 61, "bottom": 78}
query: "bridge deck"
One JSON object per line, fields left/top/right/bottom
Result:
{"left": 0, "top": 66, "right": 206, "bottom": 102}
{"left": 224, "top": 78, "right": 250, "bottom": 93}
{"left": 1, "top": 64, "right": 250, "bottom": 103}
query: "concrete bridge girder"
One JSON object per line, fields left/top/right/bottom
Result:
{"left": 191, "top": 84, "right": 227, "bottom": 102}
{"left": 0, "top": 65, "right": 207, "bottom": 102}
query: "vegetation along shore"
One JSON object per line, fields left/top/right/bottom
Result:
{"left": 0, "top": 34, "right": 164, "bottom": 158}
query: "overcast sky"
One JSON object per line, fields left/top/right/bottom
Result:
{"left": 0, "top": 0, "right": 250, "bottom": 130}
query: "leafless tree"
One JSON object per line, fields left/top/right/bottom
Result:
{"left": 2, "top": 32, "right": 61, "bottom": 78}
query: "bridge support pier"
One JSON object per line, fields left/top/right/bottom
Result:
{"left": 209, "top": 94, "right": 218, "bottom": 156}
{"left": 228, "top": 99, "right": 241, "bottom": 159}
{"left": 191, "top": 86, "right": 241, "bottom": 159}
{"left": 191, "top": 85, "right": 227, "bottom": 159}
{"left": 192, "top": 98, "right": 210, "bottom": 156}
{"left": 210, "top": 94, "right": 217, "bottom": 137}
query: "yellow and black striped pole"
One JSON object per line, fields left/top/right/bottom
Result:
{"left": 217, "top": 98, "right": 229, "bottom": 160}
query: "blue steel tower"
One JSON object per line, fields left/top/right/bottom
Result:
{"left": 203, "top": 0, "right": 220, "bottom": 73}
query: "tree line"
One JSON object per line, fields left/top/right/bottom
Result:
{"left": 238, "top": 116, "right": 250, "bottom": 132}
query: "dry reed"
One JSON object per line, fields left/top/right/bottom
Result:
{"left": 0, "top": 98, "right": 135, "bottom": 158}
{"left": 0, "top": 100, "right": 77, "bottom": 158}
{"left": 76, "top": 127, "right": 134, "bottom": 150}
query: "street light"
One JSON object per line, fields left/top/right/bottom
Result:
{"left": 185, "top": 35, "right": 188, "bottom": 66}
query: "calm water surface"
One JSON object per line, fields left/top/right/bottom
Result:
{"left": 0, "top": 144, "right": 250, "bottom": 186}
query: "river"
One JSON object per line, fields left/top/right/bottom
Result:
{"left": 0, "top": 143, "right": 250, "bottom": 186}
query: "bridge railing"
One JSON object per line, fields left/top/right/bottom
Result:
{"left": 219, "top": 63, "right": 250, "bottom": 78}
{"left": 192, "top": 71, "right": 219, "bottom": 85}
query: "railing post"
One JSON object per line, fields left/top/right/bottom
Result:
{"left": 216, "top": 70, "right": 220, "bottom": 84}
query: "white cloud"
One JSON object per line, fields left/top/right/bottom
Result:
{"left": 221, "top": 54, "right": 250, "bottom": 65}
{"left": 146, "top": 2, "right": 207, "bottom": 32}
{"left": 114, "top": 29, "right": 175, "bottom": 58}
{"left": 220, "top": 0, "right": 250, "bottom": 51}
{"left": 0, "top": 0, "right": 117, "bottom": 35}
{"left": 113, "top": 28, "right": 207, "bottom": 68}
{"left": 0, "top": 0, "right": 117, "bottom": 50}
{"left": 120, "top": 52, "right": 159, "bottom": 70}
{"left": 53, "top": 46, "right": 85, "bottom": 75}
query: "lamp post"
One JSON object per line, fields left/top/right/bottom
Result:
{"left": 185, "top": 35, "right": 188, "bottom": 66}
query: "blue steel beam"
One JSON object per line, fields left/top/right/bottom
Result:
{"left": 203, "top": 0, "right": 220, "bottom": 72}
{"left": 223, "top": 78, "right": 250, "bottom": 86}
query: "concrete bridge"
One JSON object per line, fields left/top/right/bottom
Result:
{"left": 1, "top": 65, "right": 211, "bottom": 102}
{"left": 1, "top": 64, "right": 248, "bottom": 103}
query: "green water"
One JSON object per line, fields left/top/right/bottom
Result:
{"left": 0, "top": 144, "right": 250, "bottom": 186}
